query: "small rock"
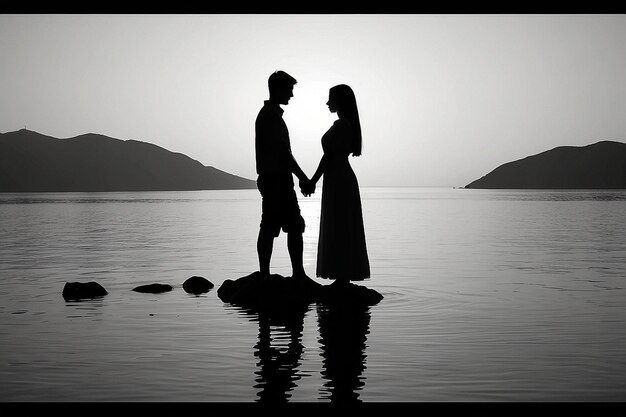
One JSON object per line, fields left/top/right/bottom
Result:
{"left": 62, "top": 281, "right": 108, "bottom": 300}
{"left": 183, "top": 276, "right": 214, "bottom": 294}
{"left": 132, "top": 283, "right": 173, "bottom": 293}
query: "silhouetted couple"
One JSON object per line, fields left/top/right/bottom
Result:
{"left": 255, "top": 70, "right": 370, "bottom": 286}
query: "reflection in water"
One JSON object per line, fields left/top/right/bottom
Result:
{"left": 64, "top": 298, "right": 106, "bottom": 319}
{"left": 251, "top": 306, "right": 309, "bottom": 404}
{"left": 317, "top": 303, "right": 371, "bottom": 403}
{"left": 243, "top": 302, "right": 373, "bottom": 403}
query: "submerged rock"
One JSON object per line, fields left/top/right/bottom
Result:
{"left": 217, "top": 271, "right": 383, "bottom": 311}
{"left": 321, "top": 281, "right": 385, "bottom": 307}
{"left": 62, "top": 281, "right": 108, "bottom": 300}
{"left": 183, "top": 276, "right": 214, "bottom": 294}
{"left": 132, "top": 283, "right": 173, "bottom": 293}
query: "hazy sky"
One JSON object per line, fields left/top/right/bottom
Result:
{"left": 1, "top": 14, "right": 625, "bottom": 187}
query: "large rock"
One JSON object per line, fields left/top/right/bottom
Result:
{"left": 183, "top": 276, "right": 214, "bottom": 294}
{"left": 132, "top": 283, "right": 173, "bottom": 293}
{"left": 218, "top": 272, "right": 323, "bottom": 312}
{"left": 62, "top": 281, "right": 108, "bottom": 300}
{"left": 217, "top": 271, "right": 383, "bottom": 311}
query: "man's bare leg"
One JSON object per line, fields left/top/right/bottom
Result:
{"left": 287, "top": 232, "right": 307, "bottom": 278}
{"left": 257, "top": 228, "right": 274, "bottom": 276}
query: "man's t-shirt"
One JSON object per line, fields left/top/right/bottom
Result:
{"left": 255, "top": 100, "right": 293, "bottom": 178}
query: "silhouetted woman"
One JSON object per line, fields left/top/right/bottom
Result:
{"left": 309, "top": 84, "right": 370, "bottom": 285}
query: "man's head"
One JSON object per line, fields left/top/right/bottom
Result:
{"left": 268, "top": 70, "right": 297, "bottom": 105}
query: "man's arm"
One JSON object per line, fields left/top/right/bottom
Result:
{"left": 288, "top": 154, "right": 308, "bottom": 182}
{"left": 260, "top": 111, "right": 311, "bottom": 189}
{"left": 286, "top": 149, "right": 315, "bottom": 196}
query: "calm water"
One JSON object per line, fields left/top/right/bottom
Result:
{"left": 1, "top": 187, "right": 625, "bottom": 402}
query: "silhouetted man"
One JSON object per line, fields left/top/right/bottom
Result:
{"left": 255, "top": 70, "right": 313, "bottom": 279}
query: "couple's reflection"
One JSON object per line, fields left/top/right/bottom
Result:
{"left": 242, "top": 302, "right": 371, "bottom": 403}
{"left": 317, "top": 303, "right": 371, "bottom": 403}
{"left": 252, "top": 305, "right": 307, "bottom": 403}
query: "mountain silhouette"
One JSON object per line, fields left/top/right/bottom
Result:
{"left": 466, "top": 140, "right": 626, "bottom": 189}
{"left": 0, "top": 129, "right": 256, "bottom": 192}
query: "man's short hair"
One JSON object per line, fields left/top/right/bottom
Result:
{"left": 268, "top": 70, "right": 297, "bottom": 93}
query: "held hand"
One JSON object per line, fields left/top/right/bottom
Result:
{"left": 299, "top": 178, "right": 309, "bottom": 197}
{"left": 299, "top": 178, "right": 315, "bottom": 197}
{"left": 298, "top": 178, "right": 308, "bottom": 196}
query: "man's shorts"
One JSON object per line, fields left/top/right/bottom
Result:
{"left": 257, "top": 174, "right": 305, "bottom": 237}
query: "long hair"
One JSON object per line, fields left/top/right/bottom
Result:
{"left": 330, "top": 84, "right": 362, "bottom": 156}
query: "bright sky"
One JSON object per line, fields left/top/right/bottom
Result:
{"left": 1, "top": 14, "right": 625, "bottom": 187}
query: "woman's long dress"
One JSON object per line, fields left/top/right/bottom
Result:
{"left": 316, "top": 118, "right": 370, "bottom": 282}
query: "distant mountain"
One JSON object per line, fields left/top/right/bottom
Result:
{"left": 0, "top": 129, "right": 256, "bottom": 192}
{"left": 465, "top": 140, "right": 626, "bottom": 189}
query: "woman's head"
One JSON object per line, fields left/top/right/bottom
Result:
{"left": 328, "top": 84, "right": 355, "bottom": 112}
{"left": 327, "top": 84, "right": 362, "bottom": 156}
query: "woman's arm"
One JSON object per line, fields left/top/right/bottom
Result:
{"left": 299, "top": 153, "right": 327, "bottom": 197}
{"left": 311, "top": 153, "right": 329, "bottom": 185}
